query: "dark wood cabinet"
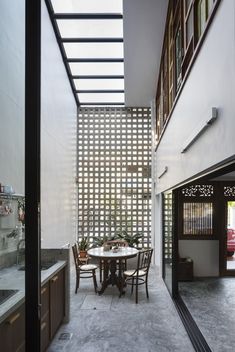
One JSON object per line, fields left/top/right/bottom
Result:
{"left": 41, "top": 312, "right": 50, "bottom": 352}
{"left": 0, "top": 266, "right": 65, "bottom": 352}
{"left": 41, "top": 268, "right": 65, "bottom": 351}
{"left": 0, "top": 303, "right": 25, "bottom": 352}
{"left": 50, "top": 268, "right": 65, "bottom": 339}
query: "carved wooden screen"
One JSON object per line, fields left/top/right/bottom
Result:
{"left": 179, "top": 184, "right": 215, "bottom": 239}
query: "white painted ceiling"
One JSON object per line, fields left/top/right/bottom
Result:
{"left": 123, "top": 0, "right": 168, "bottom": 107}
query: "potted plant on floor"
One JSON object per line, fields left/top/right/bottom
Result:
{"left": 117, "top": 230, "right": 143, "bottom": 248}
{"left": 77, "top": 237, "right": 89, "bottom": 258}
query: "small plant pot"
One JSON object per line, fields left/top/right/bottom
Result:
{"left": 79, "top": 250, "right": 87, "bottom": 258}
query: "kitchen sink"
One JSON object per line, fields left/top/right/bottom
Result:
{"left": 0, "top": 289, "right": 18, "bottom": 305}
{"left": 41, "top": 261, "right": 58, "bottom": 270}
{"left": 18, "top": 260, "right": 57, "bottom": 271}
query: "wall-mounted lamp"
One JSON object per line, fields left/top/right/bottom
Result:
{"left": 181, "top": 107, "right": 218, "bottom": 154}
{"left": 158, "top": 166, "right": 168, "bottom": 179}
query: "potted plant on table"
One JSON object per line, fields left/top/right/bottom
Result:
{"left": 77, "top": 237, "right": 89, "bottom": 258}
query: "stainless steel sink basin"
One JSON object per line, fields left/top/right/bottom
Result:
{"left": 0, "top": 289, "right": 18, "bottom": 305}
{"left": 41, "top": 261, "right": 58, "bottom": 270}
{"left": 18, "top": 261, "right": 57, "bottom": 271}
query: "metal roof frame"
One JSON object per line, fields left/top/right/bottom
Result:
{"left": 44, "top": 0, "right": 125, "bottom": 107}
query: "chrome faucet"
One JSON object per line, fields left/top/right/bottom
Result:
{"left": 17, "top": 239, "right": 25, "bottom": 266}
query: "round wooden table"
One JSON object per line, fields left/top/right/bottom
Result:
{"left": 87, "top": 247, "right": 138, "bottom": 295}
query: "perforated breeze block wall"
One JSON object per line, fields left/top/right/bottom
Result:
{"left": 77, "top": 107, "right": 151, "bottom": 248}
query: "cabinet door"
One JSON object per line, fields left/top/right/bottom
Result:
{"left": 0, "top": 304, "right": 25, "bottom": 352}
{"left": 41, "top": 282, "right": 50, "bottom": 352}
{"left": 50, "top": 268, "right": 65, "bottom": 338}
{"left": 41, "top": 313, "right": 50, "bottom": 352}
{"left": 41, "top": 282, "right": 49, "bottom": 320}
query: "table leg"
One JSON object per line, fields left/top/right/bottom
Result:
{"left": 98, "top": 259, "right": 125, "bottom": 295}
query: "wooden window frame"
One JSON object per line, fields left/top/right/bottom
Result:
{"left": 168, "top": 10, "right": 174, "bottom": 111}
{"left": 173, "top": 0, "right": 183, "bottom": 94}
{"left": 155, "top": 0, "right": 221, "bottom": 144}
{"left": 183, "top": 0, "right": 194, "bottom": 52}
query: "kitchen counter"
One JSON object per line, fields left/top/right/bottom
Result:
{"left": 0, "top": 260, "right": 66, "bottom": 324}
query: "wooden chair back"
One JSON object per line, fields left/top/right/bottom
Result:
{"left": 137, "top": 248, "right": 153, "bottom": 273}
{"left": 72, "top": 243, "right": 83, "bottom": 267}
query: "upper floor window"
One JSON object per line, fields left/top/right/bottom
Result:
{"left": 155, "top": 0, "right": 220, "bottom": 143}
{"left": 175, "top": 24, "right": 182, "bottom": 92}
{"left": 184, "top": 0, "right": 194, "bottom": 50}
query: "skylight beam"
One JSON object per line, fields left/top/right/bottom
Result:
{"left": 67, "top": 58, "right": 124, "bottom": 63}
{"left": 76, "top": 90, "right": 124, "bottom": 94}
{"left": 72, "top": 75, "right": 124, "bottom": 79}
{"left": 79, "top": 103, "right": 124, "bottom": 106}
{"left": 62, "top": 38, "right": 123, "bottom": 43}
{"left": 54, "top": 13, "right": 123, "bottom": 19}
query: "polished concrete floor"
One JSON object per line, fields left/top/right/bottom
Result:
{"left": 179, "top": 277, "right": 235, "bottom": 352}
{"left": 226, "top": 253, "right": 235, "bottom": 270}
{"left": 48, "top": 266, "right": 194, "bottom": 352}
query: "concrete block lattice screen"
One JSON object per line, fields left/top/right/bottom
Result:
{"left": 77, "top": 107, "right": 151, "bottom": 248}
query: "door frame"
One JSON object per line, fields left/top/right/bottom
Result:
{"left": 25, "top": 1, "right": 41, "bottom": 351}
{"left": 162, "top": 189, "right": 178, "bottom": 298}
{"left": 220, "top": 196, "right": 235, "bottom": 276}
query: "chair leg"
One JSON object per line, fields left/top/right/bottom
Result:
{"left": 75, "top": 270, "right": 80, "bottom": 294}
{"left": 131, "top": 277, "right": 134, "bottom": 295}
{"left": 135, "top": 278, "right": 138, "bottom": 304}
{"left": 92, "top": 270, "right": 98, "bottom": 293}
{"left": 145, "top": 278, "right": 149, "bottom": 299}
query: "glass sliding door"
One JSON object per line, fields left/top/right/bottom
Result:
{"left": 226, "top": 201, "right": 235, "bottom": 271}
{"left": 162, "top": 190, "right": 178, "bottom": 297}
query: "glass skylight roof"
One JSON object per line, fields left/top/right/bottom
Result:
{"left": 48, "top": 0, "right": 124, "bottom": 106}
{"left": 78, "top": 93, "right": 124, "bottom": 103}
{"left": 74, "top": 79, "right": 124, "bottom": 91}
{"left": 57, "top": 19, "right": 123, "bottom": 38}
{"left": 64, "top": 43, "right": 123, "bottom": 59}
{"left": 51, "top": 0, "right": 123, "bottom": 14}
{"left": 69, "top": 62, "right": 124, "bottom": 76}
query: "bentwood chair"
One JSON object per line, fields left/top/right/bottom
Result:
{"left": 72, "top": 244, "right": 98, "bottom": 293}
{"left": 123, "top": 248, "right": 153, "bottom": 303}
{"left": 99, "top": 239, "right": 128, "bottom": 282}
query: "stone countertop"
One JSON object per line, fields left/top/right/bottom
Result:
{"left": 0, "top": 260, "right": 66, "bottom": 324}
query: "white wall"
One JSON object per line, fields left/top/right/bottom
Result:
{"left": 0, "top": 1, "right": 25, "bottom": 256}
{"left": 154, "top": 0, "right": 235, "bottom": 194}
{"left": 151, "top": 100, "right": 162, "bottom": 267}
{"left": 152, "top": 1, "right": 235, "bottom": 275}
{"left": 179, "top": 240, "right": 219, "bottom": 277}
{"left": 41, "top": 2, "right": 77, "bottom": 248}
{"left": 0, "top": 1, "right": 25, "bottom": 193}
{"left": 154, "top": 194, "right": 162, "bottom": 268}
